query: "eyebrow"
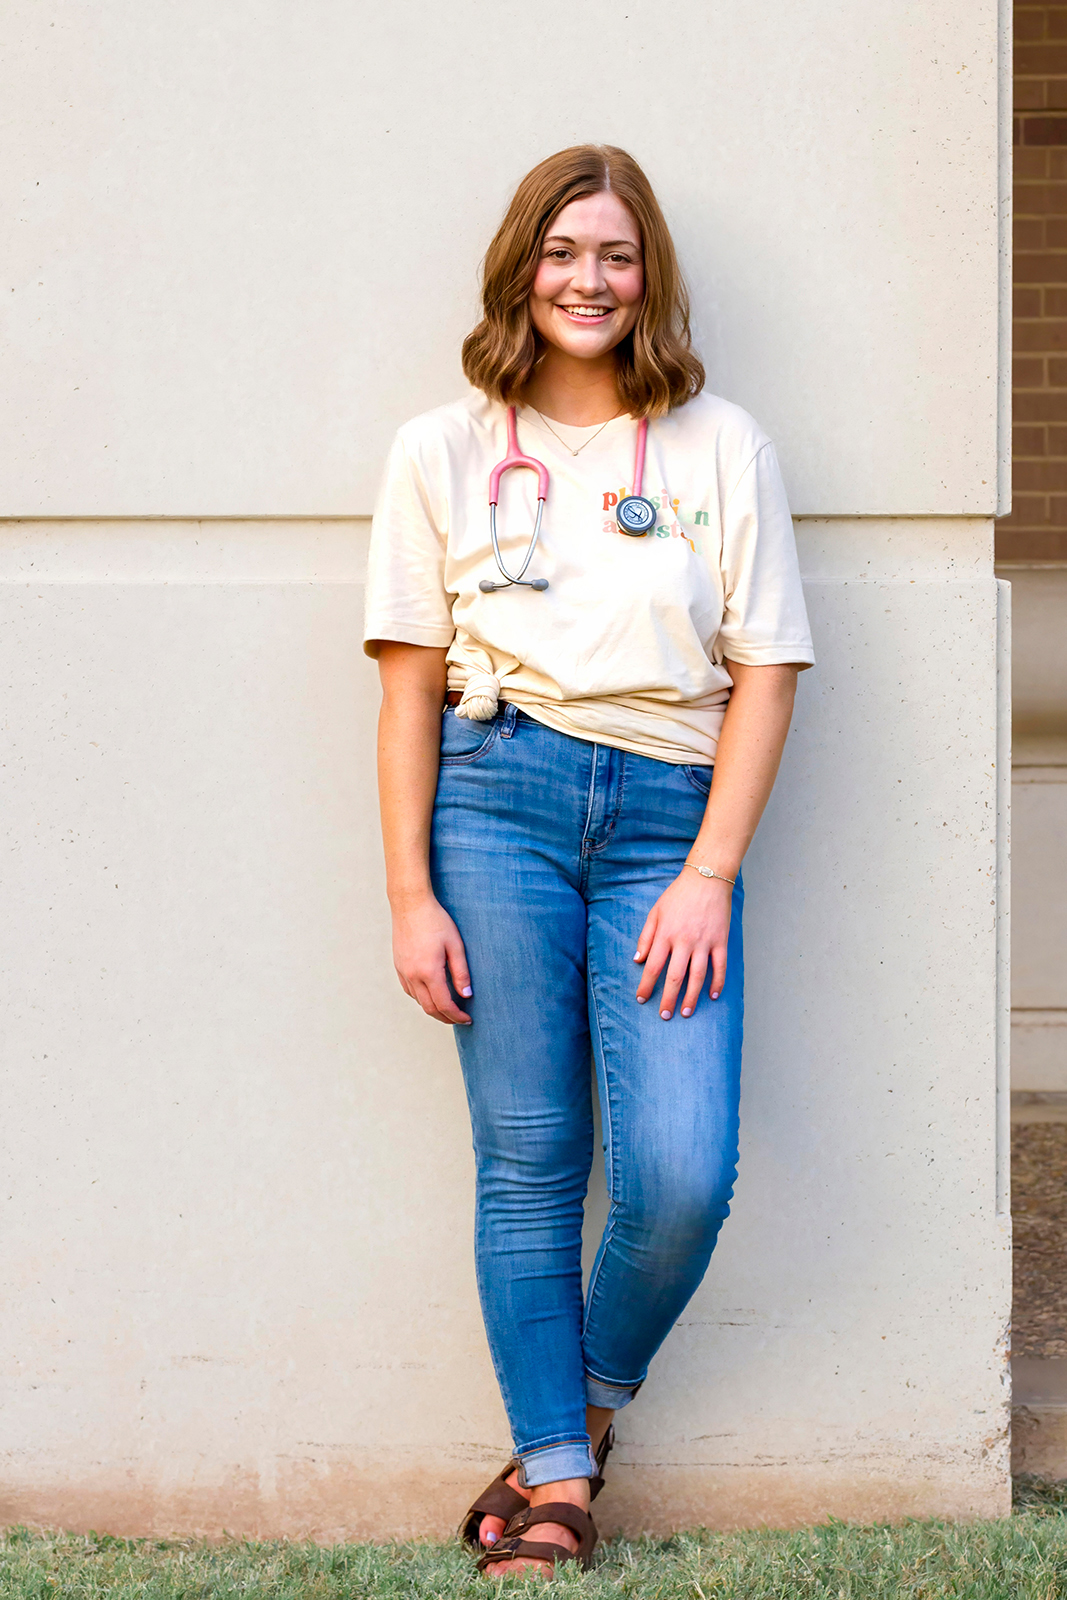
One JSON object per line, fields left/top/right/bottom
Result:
{"left": 544, "top": 234, "right": 641, "bottom": 250}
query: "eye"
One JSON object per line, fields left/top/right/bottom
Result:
{"left": 545, "top": 248, "right": 572, "bottom": 262}
{"left": 605, "top": 253, "right": 634, "bottom": 266}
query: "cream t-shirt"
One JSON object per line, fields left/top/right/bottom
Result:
{"left": 363, "top": 390, "right": 814, "bottom": 765}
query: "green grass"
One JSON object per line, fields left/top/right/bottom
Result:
{"left": 3, "top": 1482, "right": 1067, "bottom": 1599}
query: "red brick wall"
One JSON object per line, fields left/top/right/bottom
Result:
{"left": 998, "top": 4, "right": 1067, "bottom": 560}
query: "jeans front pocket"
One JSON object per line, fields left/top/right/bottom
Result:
{"left": 681, "top": 762, "right": 714, "bottom": 797}
{"left": 439, "top": 706, "right": 501, "bottom": 766}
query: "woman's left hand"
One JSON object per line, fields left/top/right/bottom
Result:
{"left": 634, "top": 872, "right": 733, "bottom": 1019}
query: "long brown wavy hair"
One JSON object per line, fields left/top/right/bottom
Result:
{"left": 462, "top": 145, "right": 704, "bottom": 418}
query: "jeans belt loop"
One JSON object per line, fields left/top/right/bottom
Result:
{"left": 501, "top": 701, "right": 518, "bottom": 738}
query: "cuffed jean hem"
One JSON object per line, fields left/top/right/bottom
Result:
{"left": 585, "top": 1371, "right": 643, "bottom": 1410}
{"left": 517, "top": 1440, "right": 598, "bottom": 1488}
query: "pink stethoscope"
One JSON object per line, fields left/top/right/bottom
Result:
{"left": 480, "top": 406, "right": 657, "bottom": 593}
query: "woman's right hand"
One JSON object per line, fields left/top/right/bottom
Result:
{"left": 374, "top": 642, "right": 470, "bottom": 1024}
{"left": 391, "top": 891, "right": 473, "bottom": 1025}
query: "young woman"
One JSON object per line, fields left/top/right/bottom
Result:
{"left": 365, "top": 145, "right": 813, "bottom": 1578}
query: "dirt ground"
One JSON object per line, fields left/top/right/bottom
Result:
{"left": 1013, "top": 1121, "right": 1067, "bottom": 1358}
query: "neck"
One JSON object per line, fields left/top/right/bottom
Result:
{"left": 521, "top": 347, "right": 624, "bottom": 426}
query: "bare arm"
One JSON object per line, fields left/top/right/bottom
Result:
{"left": 376, "top": 640, "right": 472, "bottom": 1024}
{"left": 635, "top": 660, "right": 800, "bottom": 1019}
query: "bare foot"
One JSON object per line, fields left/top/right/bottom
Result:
{"left": 480, "top": 1478, "right": 588, "bottom": 1579}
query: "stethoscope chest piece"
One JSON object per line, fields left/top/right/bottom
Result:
{"left": 616, "top": 495, "right": 657, "bottom": 537}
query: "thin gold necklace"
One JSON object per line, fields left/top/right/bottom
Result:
{"left": 532, "top": 406, "right": 623, "bottom": 457}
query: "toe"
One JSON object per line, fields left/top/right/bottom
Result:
{"left": 482, "top": 1556, "right": 552, "bottom": 1580}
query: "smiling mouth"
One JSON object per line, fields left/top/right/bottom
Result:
{"left": 558, "top": 305, "right": 614, "bottom": 320}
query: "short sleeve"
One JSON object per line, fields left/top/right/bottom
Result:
{"left": 362, "top": 432, "right": 456, "bottom": 658}
{"left": 715, "top": 441, "right": 815, "bottom": 669}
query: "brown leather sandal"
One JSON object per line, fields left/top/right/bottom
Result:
{"left": 475, "top": 1501, "right": 598, "bottom": 1575}
{"left": 458, "top": 1426, "right": 614, "bottom": 1551}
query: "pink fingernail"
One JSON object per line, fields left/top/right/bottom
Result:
{"left": 633, "top": 952, "right": 641, "bottom": 961}
{"left": 661, "top": 1009, "right": 671, "bottom": 1020}
{"left": 711, "top": 991, "right": 720, "bottom": 1000}
{"left": 461, "top": 987, "right": 473, "bottom": 998}
{"left": 484, "top": 1531, "right": 497, "bottom": 1544}
{"left": 681, "top": 1007, "right": 692, "bottom": 1017}
{"left": 636, "top": 995, "right": 646, "bottom": 1004}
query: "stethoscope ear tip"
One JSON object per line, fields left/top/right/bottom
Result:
{"left": 479, "top": 579, "right": 501, "bottom": 593}
{"left": 529, "top": 578, "right": 549, "bottom": 591}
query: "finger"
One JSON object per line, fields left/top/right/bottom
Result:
{"left": 680, "top": 951, "right": 708, "bottom": 1017}
{"left": 445, "top": 934, "right": 473, "bottom": 1000}
{"left": 633, "top": 908, "right": 658, "bottom": 965}
{"left": 410, "top": 980, "right": 447, "bottom": 1023}
{"left": 659, "top": 950, "right": 692, "bottom": 1021}
{"left": 396, "top": 971, "right": 415, "bottom": 999}
{"left": 411, "top": 978, "right": 466, "bottom": 1026}
{"left": 636, "top": 936, "right": 670, "bottom": 1003}
{"left": 426, "top": 972, "right": 472, "bottom": 1025}
{"left": 709, "top": 943, "right": 728, "bottom": 1001}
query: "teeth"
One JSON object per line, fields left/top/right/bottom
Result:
{"left": 562, "top": 306, "right": 610, "bottom": 317}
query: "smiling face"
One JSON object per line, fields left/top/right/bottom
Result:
{"left": 528, "top": 192, "right": 645, "bottom": 364}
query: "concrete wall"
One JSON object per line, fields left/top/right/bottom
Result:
{"left": 0, "top": 518, "right": 1011, "bottom": 1537}
{"left": 3, "top": 0, "right": 1004, "bottom": 518}
{"left": 0, "top": 0, "right": 1013, "bottom": 1538}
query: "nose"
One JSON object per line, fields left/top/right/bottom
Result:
{"left": 571, "top": 249, "right": 607, "bottom": 297}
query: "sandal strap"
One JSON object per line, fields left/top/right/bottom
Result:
{"left": 476, "top": 1536, "right": 584, "bottom": 1572}
{"left": 590, "top": 1423, "right": 615, "bottom": 1501}
{"left": 516, "top": 1500, "right": 592, "bottom": 1528}
{"left": 502, "top": 1501, "right": 597, "bottom": 1566}
{"left": 457, "top": 1459, "right": 528, "bottom": 1549}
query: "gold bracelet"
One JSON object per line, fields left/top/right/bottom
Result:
{"left": 684, "top": 863, "right": 736, "bottom": 886}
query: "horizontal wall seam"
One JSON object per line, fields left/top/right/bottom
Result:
{"left": 0, "top": 513, "right": 1000, "bottom": 526}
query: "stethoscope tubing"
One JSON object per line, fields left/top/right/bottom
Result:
{"left": 486, "top": 498, "right": 545, "bottom": 589}
{"left": 482, "top": 406, "right": 653, "bottom": 593}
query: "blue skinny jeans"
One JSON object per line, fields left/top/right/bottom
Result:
{"left": 430, "top": 702, "right": 743, "bottom": 1488}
